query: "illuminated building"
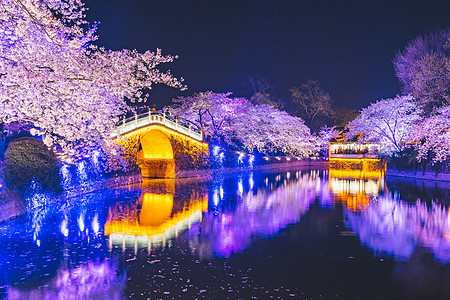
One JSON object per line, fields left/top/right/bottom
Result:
{"left": 328, "top": 130, "right": 386, "bottom": 173}
{"left": 328, "top": 132, "right": 386, "bottom": 211}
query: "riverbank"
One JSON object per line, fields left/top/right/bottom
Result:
{"left": 0, "top": 160, "right": 327, "bottom": 222}
{"left": 176, "top": 159, "right": 328, "bottom": 178}
{"left": 386, "top": 168, "right": 450, "bottom": 182}
{"left": 63, "top": 160, "right": 328, "bottom": 198}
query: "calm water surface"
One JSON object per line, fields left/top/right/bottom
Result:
{"left": 1, "top": 168, "right": 450, "bottom": 299}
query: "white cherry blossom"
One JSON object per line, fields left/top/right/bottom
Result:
{"left": 0, "top": 0, "right": 185, "bottom": 156}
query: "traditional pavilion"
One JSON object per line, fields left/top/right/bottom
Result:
{"left": 328, "top": 130, "right": 386, "bottom": 174}
{"left": 326, "top": 131, "right": 386, "bottom": 212}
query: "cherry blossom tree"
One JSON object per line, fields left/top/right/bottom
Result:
{"left": 225, "top": 103, "right": 314, "bottom": 156}
{"left": 170, "top": 92, "right": 235, "bottom": 141}
{"left": 315, "top": 125, "right": 338, "bottom": 148}
{"left": 408, "top": 105, "right": 450, "bottom": 163}
{"left": 169, "top": 92, "right": 314, "bottom": 156}
{"left": 393, "top": 29, "right": 450, "bottom": 113}
{"left": 0, "top": 0, "right": 185, "bottom": 157}
{"left": 346, "top": 95, "right": 422, "bottom": 155}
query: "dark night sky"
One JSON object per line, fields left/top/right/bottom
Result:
{"left": 83, "top": 0, "right": 450, "bottom": 110}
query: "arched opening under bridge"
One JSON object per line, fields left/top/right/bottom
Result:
{"left": 138, "top": 129, "right": 175, "bottom": 178}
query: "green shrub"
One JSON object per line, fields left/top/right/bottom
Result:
{"left": 4, "top": 137, "right": 61, "bottom": 192}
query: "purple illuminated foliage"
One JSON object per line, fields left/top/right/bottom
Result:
{"left": 8, "top": 260, "right": 125, "bottom": 299}
{"left": 393, "top": 28, "right": 450, "bottom": 112}
{"left": 346, "top": 195, "right": 450, "bottom": 262}
{"left": 189, "top": 172, "right": 332, "bottom": 258}
{"left": 170, "top": 92, "right": 315, "bottom": 156}
{"left": 346, "top": 95, "right": 422, "bottom": 155}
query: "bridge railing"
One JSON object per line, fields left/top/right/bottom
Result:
{"left": 112, "top": 111, "right": 203, "bottom": 141}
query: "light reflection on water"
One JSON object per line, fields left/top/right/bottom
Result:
{"left": 7, "top": 260, "right": 125, "bottom": 300}
{"left": 105, "top": 190, "right": 208, "bottom": 251}
{"left": 329, "top": 169, "right": 450, "bottom": 263}
{"left": 190, "top": 171, "right": 331, "bottom": 258}
{"left": 345, "top": 193, "right": 450, "bottom": 262}
{"left": 1, "top": 168, "right": 450, "bottom": 299}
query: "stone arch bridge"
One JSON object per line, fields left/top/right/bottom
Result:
{"left": 111, "top": 112, "right": 208, "bottom": 178}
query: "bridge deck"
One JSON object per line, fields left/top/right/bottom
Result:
{"left": 113, "top": 112, "right": 203, "bottom": 141}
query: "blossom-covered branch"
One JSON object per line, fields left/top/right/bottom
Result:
{"left": 346, "top": 95, "right": 422, "bottom": 155}
{"left": 0, "top": 0, "right": 185, "bottom": 156}
{"left": 170, "top": 92, "right": 314, "bottom": 155}
{"left": 408, "top": 106, "right": 450, "bottom": 163}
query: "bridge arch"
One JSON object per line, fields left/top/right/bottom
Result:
{"left": 140, "top": 129, "right": 174, "bottom": 159}
{"left": 138, "top": 128, "right": 175, "bottom": 178}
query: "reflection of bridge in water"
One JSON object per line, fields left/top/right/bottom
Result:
{"left": 104, "top": 179, "right": 208, "bottom": 250}
{"left": 327, "top": 137, "right": 386, "bottom": 212}
{"left": 103, "top": 171, "right": 331, "bottom": 257}
{"left": 111, "top": 112, "right": 208, "bottom": 178}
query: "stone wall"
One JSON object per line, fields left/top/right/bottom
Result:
{"left": 386, "top": 168, "right": 450, "bottom": 182}
{"left": 175, "top": 159, "right": 328, "bottom": 178}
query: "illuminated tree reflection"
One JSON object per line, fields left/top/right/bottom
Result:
{"left": 190, "top": 171, "right": 332, "bottom": 258}
{"left": 8, "top": 260, "right": 125, "bottom": 299}
{"left": 346, "top": 194, "right": 450, "bottom": 262}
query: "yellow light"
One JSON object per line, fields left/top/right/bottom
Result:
{"left": 109, "top": 124, "right": 209, "bottom": 178}
{"left": 140, "top": 129, "right": 174, "bottom": 159}
{"left": 329, "top": 158, "right": 387, "bottom": 177}
{"left": 329, "top": 158, "right": 382, "bottom": 162}
{"left": 328, "top": 168, "right": 384, "bottom": 180}
{"left": 140, "top": 193, "right": 174, "bottom": 226}
{"left": 104, "top": 193, "right": 208, "bottom": 239}
{"left": 114, "top": 124, "right": 208, "bottom": 148}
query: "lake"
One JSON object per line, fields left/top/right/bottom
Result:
{"left": 1, "top": 167, "right": 449, "bottom": 299}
